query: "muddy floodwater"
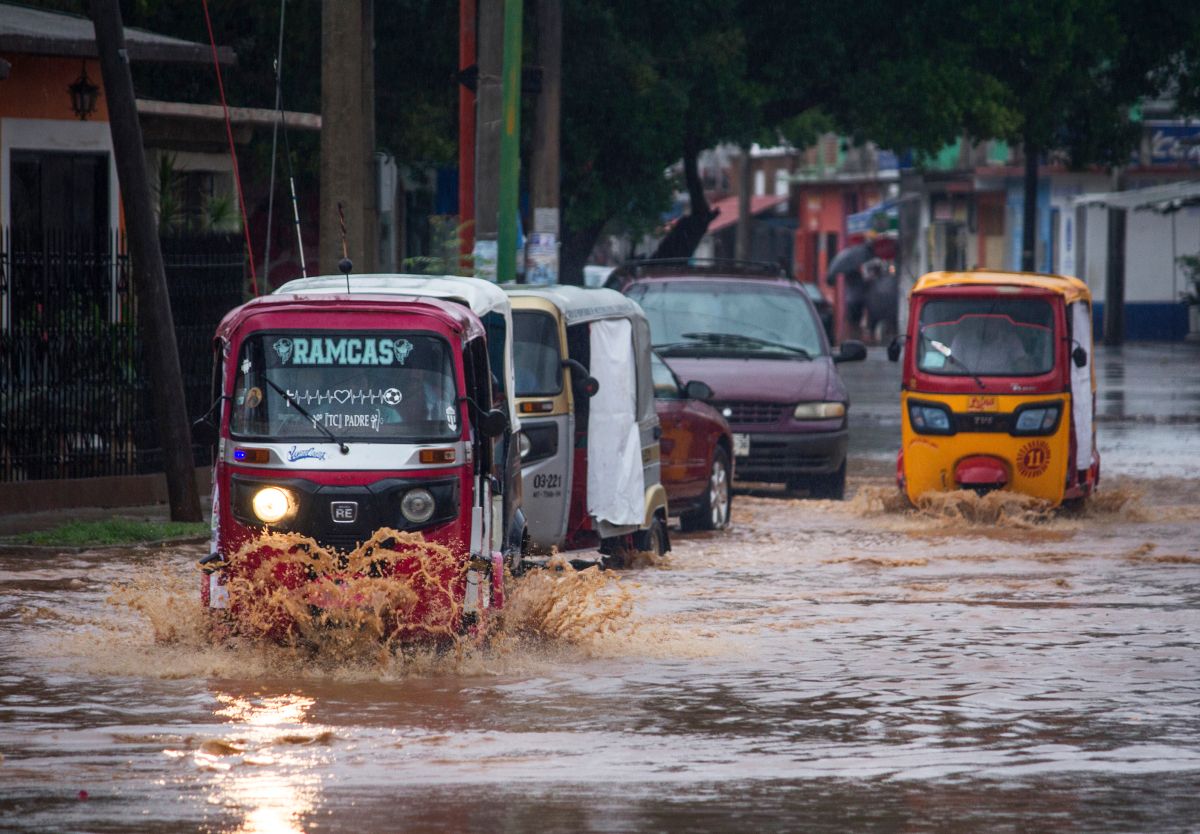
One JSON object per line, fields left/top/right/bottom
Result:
{"left": 2, "top": 346, "right": 1199, "bottom": 832}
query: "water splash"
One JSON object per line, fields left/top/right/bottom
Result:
{"left": 217, "top": 527, "right": 465, "bottom": 655}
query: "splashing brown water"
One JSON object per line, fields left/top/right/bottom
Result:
{"left": 850, "top": 484, "right": 1154, "bottom": 528}
{"left": 217, "top": 527, "right": 466, "bottom": 657}
{"left": 85, "top": 536, "right": 674, "bottom": 678}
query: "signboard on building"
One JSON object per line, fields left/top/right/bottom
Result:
{"left": 1140, "top": 122, "right": 1200, "bottom": 167}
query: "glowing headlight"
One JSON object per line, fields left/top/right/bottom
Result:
{"left": 400, "top": 488, "right": 436, "bottom": 524}
{"left": 1014, "top": 405, "right": 1060, "bottom": 434}
{"left": 518, "top": 432, "right": 532, "bottom": 459}
{"left": 252, "top": 486, "right": 293, "bottom": 524}
{"left": 793, "top": 402, "right": 846, "bottom": 420}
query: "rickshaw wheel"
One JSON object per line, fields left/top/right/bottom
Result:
{"left": 633, "top": 515, "right": 669, "bottom": 556}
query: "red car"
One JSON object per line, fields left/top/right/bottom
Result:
{"left": 652, "top": 353, "right": 734, "bottom": 531}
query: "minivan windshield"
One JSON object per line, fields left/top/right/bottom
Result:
{"left": 231, "top": 331, "right": 459, "bottom": 442}
{"left": 918, "top": 298, "right": 1056, "bottom": 376}
{"left": 627, "top": 280, "right": 825, "bottom": 358}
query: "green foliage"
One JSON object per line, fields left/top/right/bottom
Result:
{"left": 8, "top": 519, "right": 209, "bottom": 547}
{"left": 400, "top": 217, "right": 473, "bottom": 276}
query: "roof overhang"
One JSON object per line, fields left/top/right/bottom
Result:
{"left": 1073, "top": 180, "right": 1200, "bottom": 214}
{"left": 0, "top": 4, "right": 235, "bottom": 65}
{"left": 137, "top": 99, "right": 319, "bottom": 131}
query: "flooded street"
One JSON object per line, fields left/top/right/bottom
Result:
{"left": 3, "top": 346, "right": 1199, "bottom": 832}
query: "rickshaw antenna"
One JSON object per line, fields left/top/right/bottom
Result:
{"left": 336, "top": 201, "right": 353, "bottom": 291}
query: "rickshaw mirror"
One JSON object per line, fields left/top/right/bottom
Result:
{"left": 478, "top": 408, "right": 510, "bottom": 439}
{"left": 577, "top": 376, "right": 600, "bottom": 399}
{"left": 684, "top": 380, "right": 714, "bottom": 401}
{"left": 836, "top": 340, "right": 868, "bottom": 363}
{"left": 562, "top": 357, "right": 600, "bottom": 398}
{"left": 887, "top": 337, "right": 902, "bottom": 362}
{"left": 1072, "top": 345, "right": 1088, "bottom": 368}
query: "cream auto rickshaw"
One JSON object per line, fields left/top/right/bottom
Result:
{"left": 275, "top": 273, "right": 527, "bottom": 559}
{"left": 505, "top": 285, "right": 670, "bottom": 558}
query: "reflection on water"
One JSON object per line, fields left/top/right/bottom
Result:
{"left": 199, "top": 693, "right": 322, "bottom": 834}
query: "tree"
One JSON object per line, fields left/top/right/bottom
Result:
{"left": 935, "top": 0, "right": 1200, "bottom": 270}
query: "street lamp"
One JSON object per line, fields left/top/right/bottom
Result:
{"left": 68, "top": 61, "right": 99, "bottom": 121}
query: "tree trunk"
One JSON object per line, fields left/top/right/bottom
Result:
{"left": 1021, "top": 137, "right": 1038, "bottom": 272}
{"left": 560, "top": 219, "right": 605, "bottom": 285}
{"left": 651, "top": 139, "right": 717, "bottom": 259}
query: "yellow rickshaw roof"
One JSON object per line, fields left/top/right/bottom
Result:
{"left": 913, "top": 270, "right": 1092, "bottom": 304}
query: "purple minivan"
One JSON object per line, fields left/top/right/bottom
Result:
{"left": 612, "top": 260, "right": 866, "bottom": 498}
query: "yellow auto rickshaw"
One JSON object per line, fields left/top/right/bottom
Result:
{"left": 888, "top": 270, "right": 1099, "bottom": 507}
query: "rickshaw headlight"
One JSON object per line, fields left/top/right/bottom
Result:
{"left": 1014, "top": 405, "right": 1060, "bottom": 434}
{"left": 400, "top": 488, "right": 436, "bottom": 524}
{"left": 908, "top": 402, "right": 954, "bottom": 434}
{"left": 793, "top": 402, "right": 846, "bottom": 420}
{"left": 252, "top": 486, "right": 294, "bottom": 524}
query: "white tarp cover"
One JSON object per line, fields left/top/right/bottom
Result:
{"left": 587, "top": 318, "right": 645, "bottom": 526}
{"left": 1070, "top": 301, "right": 1093, "bottom": 468}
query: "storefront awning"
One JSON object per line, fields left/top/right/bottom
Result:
{"left": 1074, "top": 180, "right": 1200, "bottom": 213}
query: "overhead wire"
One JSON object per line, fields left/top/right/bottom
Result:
{"left": 200, "top": 0, "right": 258, "bottom": 296}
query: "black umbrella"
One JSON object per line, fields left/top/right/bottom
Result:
{"left": 825, "top": 242, "right": 873, "bottom": 284}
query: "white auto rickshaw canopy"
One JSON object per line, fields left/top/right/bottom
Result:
{"left": 276, "top": 274, "right": 520, "bottom": 430}
{"left": 506, "top": 285, "right": 658, "bottom": 530}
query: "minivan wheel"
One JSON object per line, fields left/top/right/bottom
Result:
{"left": 681, "top": 447, "right": 732, "bottom": 532}
{"left": 792, "top": 460, "right": 847, "bottom": 500}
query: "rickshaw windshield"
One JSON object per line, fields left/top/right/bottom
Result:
{"left": 918, "top": 298, "right": 1055, "bottom": 376}
{"left": 512, "top": 310, "right": 563, "bottom": 396}
{"left": 230, "top": 331, "right": 460, "bottom": 442}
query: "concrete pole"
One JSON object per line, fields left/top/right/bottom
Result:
{"left": 496, "top": 0, "right": 523, "bottom": 283}
{"left": 320, "top": 0, "right": 377, "bottom": 275}
{"left": 735, "top": 145, "right": 753, "bottom": 260}
{"left": 90, "top": 0, "right": 201, "bottom": 522}
{"left": 529, "top": 0, "right": 560, "bottom": 283}
{"left": 1021, "top": 138, "right": 1038, "bottom": 272}
{"left": 474, "top": 0, "right": 503, "bottom": 280}
{"left": 458, "top": 0, "right": 477, "bottom": 264}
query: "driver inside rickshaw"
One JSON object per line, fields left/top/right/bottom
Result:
{"left": 946, "top": 315, "right": 1031, "bottom": 374}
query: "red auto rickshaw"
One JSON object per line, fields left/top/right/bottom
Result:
{"left": 199, "top": 292, "right": 511, "bottom": 642}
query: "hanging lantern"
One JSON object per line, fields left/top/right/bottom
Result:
{"left": 68, "top": 61, "right": 99, "bottom": 121}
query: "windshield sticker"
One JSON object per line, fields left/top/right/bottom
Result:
{"left": 241, "top": 357, "right": 252, "bottom": 374}
{"left": 287, "top": 445, "right": 327, "bottom": 462}
{"left": 445, "top": 405, "right": 458, "bottom": 432}
{"left": 310, "top": 411, "right": 383, "bottom": 432}
{"left": 272, "top": 337, "right": 415, "bottom": 366}
{"left": 244, "top": 387, "right": 263, "bottom": 409}
{"left": 283, "top": 388, "right": 398, "bottom": 406}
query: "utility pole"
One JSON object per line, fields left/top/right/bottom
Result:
{"left": 90, "top": 0, "right": 201, "bottom": 522}
{"left": 735, "top": 145, "right": 753, "bottom": 260}
{"left": 474, "top": 0, "right": 503, "bottom": 280}
{"left": 320, "top": 0, "right": 377, "bottom": 275}
{"left": 1104, "top": 207, "right": 1126, "bottom": 346}
{"left": 496, "top": 0, "right": 523, "bottom": 283}
{"left": 458, "top": 0, "right": 477, "bottom": 266}
{"left": 528, "top": 0, "right": 560, "bottom": 284}
{"left": 1021, "top": 138, "right": 1038, "bottom": 272}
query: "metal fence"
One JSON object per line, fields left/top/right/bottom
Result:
{"left": 0, "top": 229, "right": 245, "bottom": 482}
